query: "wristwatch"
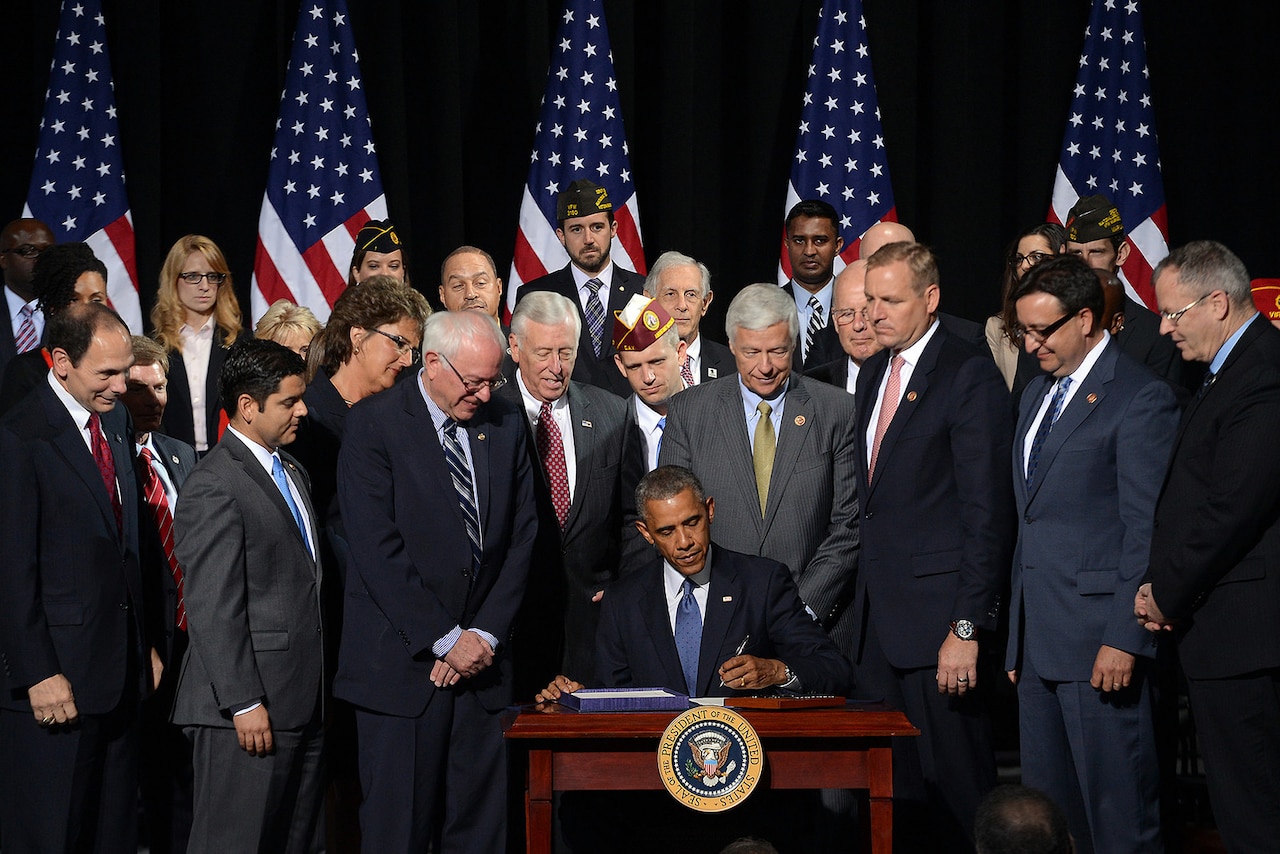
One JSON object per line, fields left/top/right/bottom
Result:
{"left": 780, "top": 664, "right": 798, "bottom": 687}
{"left": 949, "top": 619, "right": 977, "bottom": 641}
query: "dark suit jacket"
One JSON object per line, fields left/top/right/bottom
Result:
{"left": 659, "top": 373, "right": 861, "bottom": 657}
{"left": 853, "top": 322, "right": 1015, "bottom": 669}
{"left": 160, "top": 329, "right": 233, "bottom": 449}
{"left": 1147, "top": 318, "right": 1280, "bottom": 679}
{"left": 783, "top": 283, "right": 842, "bottom": 372}
{"left": 0, "top": 347, "right": 52, "bottom": 417}
{"left": 0, "top": 381, "right": 151, "bottom": 714}
{"left": 334, "top": 377, "right": 537, "bottom": 716}
{"left": 497, "top": 380, "right": 631, "bottom": 686}
{"left": 806, "top": 354, "right": 856, "bottom": 393}
{"left": 595, "top": 545, "right": 854, "bottom": 697}
{"left": 140, "top": 432, "right": 198, "bottom": 667}
{"left": 170, "top": 432, "right": 324, "bottom": 731}
{"left": 1006, "top": 341, "right": 1179, "bottom": 680}
{"left": 0, "top": 295, "right": 18, "bottom": 379}
{"left": 1115, "top": 296, "right": 1183, "bottom": 388}
{"left": 518, "top": 264, "right": 645, "bottom": 397}
{"left": 697, "top": 337, "right": 736, "bottom": 383}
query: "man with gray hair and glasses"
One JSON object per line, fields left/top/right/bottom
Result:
{"left": 643, "top": 250, "right": 735, "bottom": 385}
{"left": 335, "top": 309, "right": 536, "bottom": 852}
{"left": 1135, "top": 240, "right": 1280, "bottom": 853}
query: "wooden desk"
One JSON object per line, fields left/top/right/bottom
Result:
{"left": 504, "top": 702, "right": 918, "bottom": 854}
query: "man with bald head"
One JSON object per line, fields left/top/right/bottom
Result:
{"left": 0, "top": 218, "right": 56, "bottom": 377}
{"left": 807, "top": 260, "right": 882, "bottom": 393}
{"left": 439, "top": 246, "right": 504, "bottom": 320}
{"left": 643, "top": 250, "right": 734, "bottom": 385}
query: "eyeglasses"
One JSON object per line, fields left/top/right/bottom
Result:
{"left": 1158, "top": 293, "right": 1211, "bottom": 326}
{"left": 1011, "top": 312, "right": 1075, "bottom": 346}
{"left": 1009, "top": 251, "right": 1054, "bottom": 268}
{"left": 1, "top": 244, "right": 45, "bottom": 259}
{"left": 177, "top": 271, "right": 228, "bottom": 285}
{"left": 368, "top": 327, "right": 421, "bottom": 364}
{"left": 832, "top": 307, "right": 870, "bottom": 325}
{"left": 441, "top": 354, "right": 507, "bottom": 394}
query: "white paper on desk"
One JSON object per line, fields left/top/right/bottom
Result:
{"left": 574, "top": 688, "right": 680, "bottom": 699}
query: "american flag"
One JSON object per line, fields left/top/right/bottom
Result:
{"left": 24, "top": 0, "right": 141, "bottom": 332}
{"left": 506, "top": 0, "right": 645, "bottom": 316}
{"left": 250, "top": 0, "right": 387, "bottom": 325}
{"left": 1050, "top": 0, "right": 1167, "bottom": 308}
{"left": 779, "top": 0, "right": 896, "bottom": 283}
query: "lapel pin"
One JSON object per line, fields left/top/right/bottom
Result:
{"left": 906, "top": 391, "right": 918, "bottom": 402}
{"left": 794, "top": 415, "right": 806, "bottom": 426}
{"left": 708, "top": 368, "right": 718, "bottom": 378}
{"left": 476, "top": 433, "right": 486, "bottom": 441}
{"left": 171, "top": 455, "right": 181, "bottom": 465}
{"left": 1086, "top": 393, "right": 1098, "bottom": 404}
{"left": 581, "top": 420, "right": 592, "bottom": 428}
{"left": 722, "top": 596, "right": 733, "bottom": 602}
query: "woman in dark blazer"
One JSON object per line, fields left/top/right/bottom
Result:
{"left": 150, "top": 235, "right": 243, "bottom": 453}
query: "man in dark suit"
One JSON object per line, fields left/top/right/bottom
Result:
{"left": 121, "top": 334, "right": 199, "bottom": 854}
{"left": 854, "top": 241, "right": 1015, "bottom": 850}
{"left": 0, "top": 302, "right": 159, "bottom": 853}
{"left": 538, "top": 465, "right": 854, "bottom": 700}
{"left": 659, "top": 283, "right": 860, "bottom": 661}
{"left": 782, "top": 200, "right": 845, "bottom": 371}
{"left": 1134, "top": 241, "right": 1280, "bottom": 852}
{"left": 335, "top": 310, "right": 536, "bottom": 851}
{"left": 1064, "top": 193, "right": 1183, "bottom": 388}
{"left": 170, "top": 339, "right": 324, "bottom": 853}
{"left": 1006, "top": 257, "right": 1178, "bottom": 853}
{"left": 517, "top": 179, "right": 645, "bottom": 397}
{"left": 807, "top": 259, "right": 882, "bottom": 393}
{"left": 0, "top": 218, "right": 55, "bottom": 378}
{"left": 643, "top": 250, "right": 734, "bottom": 385}
{"left": 499, "top": 290, "right": 630, "bottom": 695}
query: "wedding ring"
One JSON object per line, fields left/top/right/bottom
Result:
{"left": 956, "top": 676, "right": 969, "bottom": 684}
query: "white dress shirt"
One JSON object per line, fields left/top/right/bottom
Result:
{"left": 516, "top": 372, "right": 578, "bottom": 504}
{"left": 178, "top": 317, "right": 216, "bottom": 451}
{"left": 864, "top": 318, "right": 940, "bottom": 470}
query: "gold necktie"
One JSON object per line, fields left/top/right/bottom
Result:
{"left": 753, "top": 401, "right": 775, "bottom": 516}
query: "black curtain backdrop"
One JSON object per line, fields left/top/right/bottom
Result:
{"left": 3, "top": 1, "right": 1277, "bottom": 343}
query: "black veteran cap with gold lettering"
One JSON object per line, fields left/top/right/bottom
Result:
{"left": 612, "top": 293, "right": 675, "bottom": 352}
{"left": 355, "top": 219, "right": 402, "bottom": 255}
{"left": 1064, "top": 194, "right": 1125, "bottom": 243}
{"left": 557, "top": 179, "right": 613, "bottom": 222}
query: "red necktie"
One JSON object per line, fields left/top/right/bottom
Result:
{"left": 868, "top": 353, "right": 904, "bottom": 483}
{"left": 680, "top": 354, "right": 695, "bottom": 388}
{"left": 535, "top": 401, "right": 571, "bottom": 529}
{"left": 88, "top": 413, "right": 122, "bottom": 532}
{"left": 140, "top": 448, "right": 186, "bottom": 630}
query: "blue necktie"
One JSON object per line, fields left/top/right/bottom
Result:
{"left": 655, "top": 415, "right": 666, "bottom": 461}
{"left": 272, "top": 455, "right": 310, "bottom": 553}
{"left": 442, "top": 419, "right": 483, "bottom": 572}
{"left": 1026, "top": 377, "right": 1072, "bottom": 488}
{"left": 674, "top": 578, "right": 702, "bottom": 695}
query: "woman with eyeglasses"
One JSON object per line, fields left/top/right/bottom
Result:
{"left": 986, "top": 223, "right": 1067, "bottom": 393}
{"left": 288, "top": 275, "right": 430, "bottom": 846}
{"left": 150, "top": 235, "right": 243, "bottom": 453}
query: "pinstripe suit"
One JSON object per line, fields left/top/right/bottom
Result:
{"left": 658, "top": 373, "right": 860, "bottom": 659}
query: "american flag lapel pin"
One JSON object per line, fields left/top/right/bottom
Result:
{"left": 582, "top": 420, "right": 592, "bottom": 428}
{"left": 722, "top": 596, "right": 733, "bottom": 602}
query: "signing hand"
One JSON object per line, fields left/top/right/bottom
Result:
{"left": 718, "top": 655, "right": 786, "bottom": 691}
{"left": 1091, "top": 645, "right": 1135, "bottom": 693}
{"left": 443, "top": 630, "right": 495, "bottom": 678}
{"left": 29, "top": 673, "right": 78, "bottom": 726}
{"left": 535, "top": 674, "right": 584, "bottom": 704}
{"left": 233, "top": 705, "right": 273, "bottom": 756}
{"left": 937, "top": 633, "right": 979, "bottom": 696}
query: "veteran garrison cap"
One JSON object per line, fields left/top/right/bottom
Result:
{"left": 557, "top": 180, "right": 612, "bottom": 222}
{"left": 1065, "top": 194, "right": 1125, "bottom": 243}
{"left": 612, "top": 293, "right": 675, "bottom": 352}
{"left": 355, "top": 219, "right": 402, "bottom": 255}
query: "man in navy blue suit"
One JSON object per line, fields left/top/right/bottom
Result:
{"left": 1006, "top": 256, "right": 1178, "bottom": 853}
{"left": 336, "top": 309, "right": 536, "bottom": 852}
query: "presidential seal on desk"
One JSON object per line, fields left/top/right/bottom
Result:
{"left": 657, "top": 706, "right": 764, "bottom": 812}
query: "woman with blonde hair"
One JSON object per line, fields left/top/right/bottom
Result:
{"left": 150, "top": 234, "right": 243, "bottom": 453}
{"left": 254, "top": 299, "right": 322, "bottom": 360}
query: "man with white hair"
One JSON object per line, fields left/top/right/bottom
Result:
{"left": 643, "top": 250, "right": 734, "bottom": 385}
{"left": 658, "top": 282, "right": 860, "bottom": 660}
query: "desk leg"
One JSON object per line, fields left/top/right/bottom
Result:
{"left": 867, "top": 744, "right": 894, "bottom": 854}
{"left": 526, "top": 748, "right": 553, "bottom": 854}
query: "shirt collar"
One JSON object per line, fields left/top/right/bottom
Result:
{"left": 47, "top": 369, "right": 93, "bottom": 432}
{"left": 895, "top": 317, "right": 941, "bottom": 368}
{"left": 662, "top": 546, "right": 714, "bottom": 599}
{"left": 1210, "top": 313, "right": 1260, "bottom": 375}
{"left": 1062, "top": 330, "right": 1111, "bottom": 387}
{"left": 515, "top": 370, "right": 569, "bottom": 424}
{"left": 570, "top": 262, "right": 614, "bottom": 292}
{"left": 226, "top": 424, "right": 279, "bottom": 474}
